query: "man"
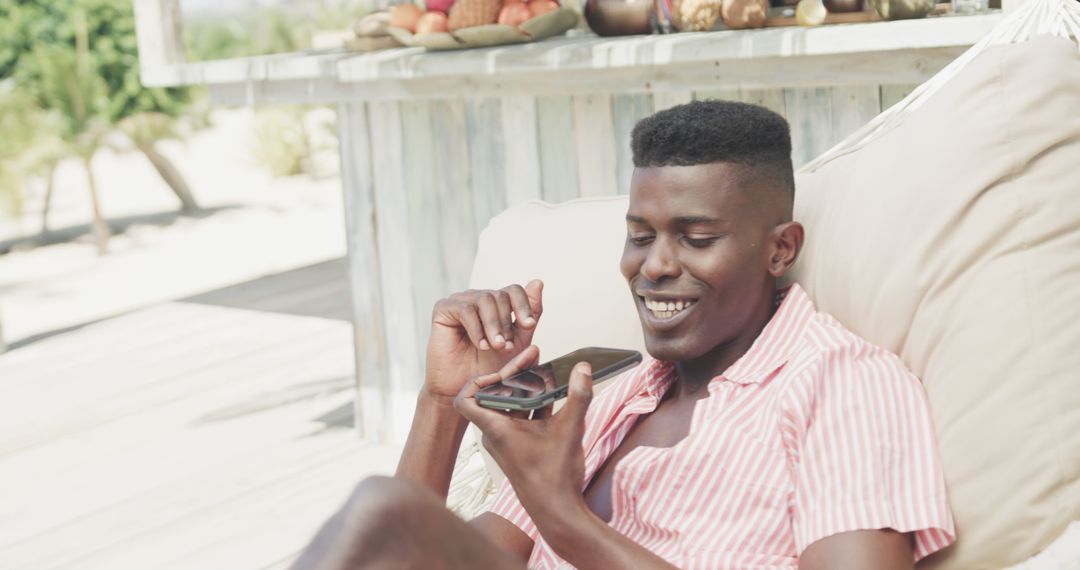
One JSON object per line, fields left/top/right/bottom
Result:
{"left": 294, "top": 101, "right": 955, "bottom": 569}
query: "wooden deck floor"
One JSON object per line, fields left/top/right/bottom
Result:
{"left": 0, "top": 260, "right": 400, "bottom": 569}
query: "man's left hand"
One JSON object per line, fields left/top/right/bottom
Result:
{"left": 454, "top": 345, "right": 594, "bottom": 516}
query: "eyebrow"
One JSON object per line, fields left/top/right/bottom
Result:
{"left": 626, "top": 215, "right": 726, "bottom": 225}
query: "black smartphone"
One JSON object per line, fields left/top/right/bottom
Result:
{"left": 474, "top": 347, "right": 642, "bottom": 411}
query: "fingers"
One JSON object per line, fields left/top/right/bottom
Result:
{"left": 558, "top": 362, "right": 593, "bottom": 423}
{"left": 435, "top": 283, "right": 542, "bottom": 352}
{"left": 503, "top": 284, "right": 537, "bottom": 329}
{"left": 531, "top": 404, "right": 554, "bottom": 420}
{"left": 447, "top": 298, "right": 490, "bottom": 351}
{"left": 491, "top": 290, "right": 515, "bottom": 348}
{"left": 525, "top": 279, "right": 544, "bottom": 321}
{"left": 455, "top": 346, "right": 541, "bottom": 430}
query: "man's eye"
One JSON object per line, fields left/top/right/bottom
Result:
{"left": 685, "top": 236, "right": 719, "bottom": 248}
{"left": 628, "top": 235, "right": 654, "bottom": 246}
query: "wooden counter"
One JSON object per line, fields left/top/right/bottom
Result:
{"left": 137, "top": 12, "right": 1002, "bottom": 441}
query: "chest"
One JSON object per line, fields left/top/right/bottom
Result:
{"left": 580, "top": 384, "right": 792, "bottom": 528}
{"left": 582, "top": 396, "right": 699, "bottom": 522}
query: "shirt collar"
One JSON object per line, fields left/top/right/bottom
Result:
{"left": 718, "top": 283, "right": 816, "bottom": 385}
{"left": 631, "top": 284, "right": 817, "bottom": 398}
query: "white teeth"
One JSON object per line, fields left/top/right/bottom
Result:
{"left": 642, "top": 298, "right": 695, "bottom": 319}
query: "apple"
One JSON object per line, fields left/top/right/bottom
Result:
{"left": 528, "top": 0, "right": 560, "bottom": 17}
{"left": 416, "top": 10, "right": 450, "bottom": 33}
{"left": 389, "top": 3, "right": 424, "bottom": 33}
{"left": 498, "top": 2, "right": 533, "bottom": 25}
{"left": 426, "top": 0, "right": 456, "bottom": 14}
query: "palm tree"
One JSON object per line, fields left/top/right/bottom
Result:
{"left": 0, "top": 84, "right": 38, "bottom": 217}
{"left": 116, "top": 112, "right": 199, "bottom": 213}
{"left": 31, "top": 11, "right": 112, "bottom": 254}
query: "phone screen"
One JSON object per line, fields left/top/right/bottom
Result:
{"left": 478, "top": 347, "right": 640, "bottom": 402}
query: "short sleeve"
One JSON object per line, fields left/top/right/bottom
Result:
{"left": 781, "top": 342, "right": 956, "bottom": 561}
{"left": 487, "top": 475, "right": 540, "bottom": 542}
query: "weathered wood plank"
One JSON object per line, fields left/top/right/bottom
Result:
{"left": 829, "top": 85, "right": 882, "bottom": 147}
{"left": 0, "top": 308, "right": 349, "bottom": 459}
{"left": 652, "top": 91, "right": 693, "bottom": 112}
{"left": 611, "top": 93, "right": 653, "bottom": 195}
{"left": 336, "top": 101, "right": 391, "bottom": 442}
{"left": 879, "top": 83, "right": 920, "bottom": 111}
{"left": 740, "top": 88, "right": 787, "bottom": 116}
{"left": 784, "top": 87, "right": 834, "bottom": 168}
{"left": 367, "top": 101, "right": 424, "bottom": 437}
{"left": 499, "top": 95, "right": 542, "bottom": 207}
{"left": 132, "top": 0, "right": 185, "bottom": 71}
{"left": 400, "top": 100, "right": 448, "bottom": 361}
{"left": 0, "top": 305, "right": 356, "bottom": 547}
{"left": 572, "top": 94, "right": 619, "bottom": 197}
{"left": 535, "top": 95, "right": 580, "bottom": 203}
{"left": 429, "top": 99, "right": 478, "bottom": 294}
{"left": 466, "top": 97, "right": 508, "bottom": 233}
{"left": 693, "top": 88, "right": 740, "bottom": 102}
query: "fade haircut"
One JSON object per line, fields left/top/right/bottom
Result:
{"left": 631, "top": 100, "right": 795, "bottom": 214}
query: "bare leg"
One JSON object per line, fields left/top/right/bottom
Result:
{"left": 292, "top": 476, "right": 526, "bottom": 570}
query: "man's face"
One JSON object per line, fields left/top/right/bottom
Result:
{"left": 620, "top": 162, "right": 778, "bottom": 363}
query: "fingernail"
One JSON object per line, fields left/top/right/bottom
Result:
{"left": 494, "top": 334, "right": 506, "bottom": 345}
{"left": 504, "top": 341, "right": 515, "bottom": 350}
{"left": 479, "top": 339, "right": 490, "bottom": 350}
{"left": 522, "top": 316, "right": 536, "bottom": 325}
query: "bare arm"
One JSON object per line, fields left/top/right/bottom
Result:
{"left": 454, "top": 359, "right": 676, "bottom": 570}
{"left": 395, "top": 281, "right": 544, "bottom": 498}
{"left": 394, "top": 391, "right": 470, "bottom": 498}
{"left": 394, "top": 383, "right": 533, "bottom": 561}
{"left": 799, "top": 529, "right": 915, "bottom": 570}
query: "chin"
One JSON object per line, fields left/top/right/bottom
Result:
{"left": 643, "top": 335, "right": 704, "bottom": 363}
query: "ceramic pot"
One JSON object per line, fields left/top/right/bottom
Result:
{"left": 867, "top": 0, "right": 933, "bottom": 19}
{"left": 584, "top": 0, "right": 655, "bottom": 36}
{"left": 823, "top": 0, "right": 862, "bottom": 11}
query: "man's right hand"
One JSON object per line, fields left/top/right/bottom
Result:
{"left": 424, "top": 280, "right": 544, "bottom": 406}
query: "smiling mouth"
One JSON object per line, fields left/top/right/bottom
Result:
{"left": 640, "top": 297, "right": 698, "bottom": 320}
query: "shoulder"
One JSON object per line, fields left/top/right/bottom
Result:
{"left": 783, "top": 310, "right": 925, "bottom": 411}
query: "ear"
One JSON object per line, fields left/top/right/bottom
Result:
{"left": 766, "top": 222, "right": 804, "bottom": 278}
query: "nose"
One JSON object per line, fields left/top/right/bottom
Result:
{"left": 640, "top": 236, "right": 681, "bottom": 282}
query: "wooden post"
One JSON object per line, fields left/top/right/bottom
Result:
{"left": 133, "top": 0, "right": 186, "bottom": 71}
{"left": 337, "top": 101, "right": 394, "bottom": 443}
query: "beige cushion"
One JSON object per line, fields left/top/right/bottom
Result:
{"left": 790, "top": 35, "right": 1080, "bottom": 569}
{"left": 469, "top": 196, "right": 645, "bottom": 361}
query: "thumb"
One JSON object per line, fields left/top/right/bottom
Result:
{"left": 559, "top": 362, "right": 593, "bottom": 422}
{"left": 525, "top": 279, "right": 544, "bottom": 319}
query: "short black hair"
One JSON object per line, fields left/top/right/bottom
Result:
{"left": 631, "top": 100, "right": 795, "bottom": 205}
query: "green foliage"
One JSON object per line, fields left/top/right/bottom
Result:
{"left": 0, "top": 86, "right": 38, "bottom": 215}
{"left": 0, "top": 0, "right": 192, "bottom": 123}
{"left": 252, "top": 107, "right": 313, "bottom": 177}
{"left": 184, "top": 0, "right": 372, "bottom": 62}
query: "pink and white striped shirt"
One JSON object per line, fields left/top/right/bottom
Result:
{"left": 489, "top": 284, "right": 954, "bottom": 569}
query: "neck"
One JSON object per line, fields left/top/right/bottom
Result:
{"left": 671, "top": 284, "right": 778, "bottom": 398}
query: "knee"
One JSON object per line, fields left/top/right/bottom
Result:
{"left": 345, "top": 476, "right": 433, "bottom": 525}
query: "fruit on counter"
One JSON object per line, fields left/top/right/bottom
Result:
{"left": 528, "top": 0, "right": 561, "bottom": 17}
{"left": 497, "top": 2, "right": 534, "bottom": 25}
{"left": 794, "top": 0, "right": 826, "bottom": 24}
{"left": 448, "top": 0, "right": 503, "bottom": 29}
{"left": 416, "top": 10, "right": 451, "bottom": 32}
{"left": 389, "top": 3, "right": 425, "bottom": 32}
{"left": 672, "top": 0, "right": 723, "bottom": 31}
{"left": 426, "top": 0, "right": 457, "bottom": 13}
{"left": 354, "top": 11, "right": 393, "bottom": 37}
{"left": 721, "top": 0, "right": 768, "bottom": 28}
